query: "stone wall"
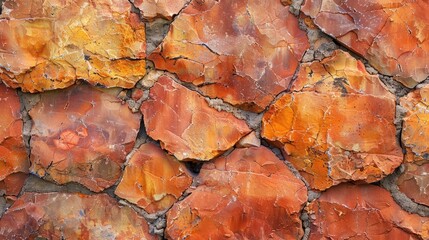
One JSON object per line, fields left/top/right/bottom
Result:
{"left": 1, "top": 0, "right": 429, "bottom": 239}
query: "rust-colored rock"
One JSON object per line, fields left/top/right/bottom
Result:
{"left": 0, "top": 83, "right": 28, "bottom": 195}
{"left": 262, "top": 50, "right": 403, "bottom": 190}
{"left": 397, "top": 85, "right": 429, "bottom": 206}
{"left": 397, "top": 162, "right": 429, "bottom": 207}
{"left": 0, "top": 192, "right": 155, "bottom": 239}
{"left": 302, "top": 0, "right": 429, "bottom": 87}
{"left": 29, "top": 84, "right": 141, "bottom": 192}
{"left": 0, "top": 0, "right": 146, "bottom": 92}
{"left": 149, "top": 0, "right": 309, "bottom": 112}
{"left": 140, "top": 75, "right": 251, "bottom": 161}
{"left": 115, "top": 143, "right": 192, "bottom": 213}
{"left": 401, "top": 85, "right": 429, "bottom": 163}
{"left": 307, "top": 184, "right": 429, "bottom": 239}
{"left": 131, "top": 0, "right": 189, "bottom": 20}
{"left": 166, "top": 146, "right": 307, "bottom": 239}
{"left": 0, "top": 173, "right": 27, "bottom": 197}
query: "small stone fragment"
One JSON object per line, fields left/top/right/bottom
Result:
{"left": 140, "top": 75, "right": 251, "bottom": 161}
{"left": 0, "top": 173, "right": 27, "bottom": 197}
{"left": 29, "top": 84, "right": 141, "bottom": 192}
{"left": 307, "top": 184, "right": 429, "bottom": 239}
{"left": 397, "top": 85, "right": 429, "bottom": 206}
{"left": 235, "top": 131, "right": 261, "bottom": 148}
{"left": 0, "top": 83, "right": 29, "bottom": 194}
{"left": 115, "top": 143, "right": 192, "bottom": 213}
{"left": 0, "top": 192, "right": 156, "bottom": 239}
{"left": 166, "top": 146, "right": 307, "bottom": 239}
{"left": 0, "top": 0, "right": 146, "bottom": 92}
{"left": 302, "top": 0, "right": 429, "bottom": 87}
{"left": 149, "top": 0, "right": 309, "bottom": 112}
{"left": 262, "top": 50, "right": 403, "bottom": 190}
{"left": 131, "top": 0, "right": 190, "bottom": 20}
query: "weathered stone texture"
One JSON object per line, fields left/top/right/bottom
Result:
{"left": 307, "top": 184, "right": 429, "bottom": 239}
{"left": 302, "top": 0, "right": 429, "bottom": 87}
{"left": 115, "top": 143, "right": 192, "bottom": 213}
{"left": 131, "top": 0, "right": 189, "bottom": 20}
{"left": 29, "top": 84, "right": 141, "bottom": 192}
{"left": 262, "top": 50, "right": 403, "bottom": 190}
{"left": 0, "top": 193, "right": 155, "bottom": 239}
{"left": 166, "top": 147, "right": 307, "bottom": 239}
{"left": 149, "top": 0, "right": 309, "bottom": 112}
{"left": 140, "top": 75, "right": 251, "bottom": 161}
{"left": 0, "top": 83, "right": 28, "bottom": 195}
{"left": 0, "top": 0, "right": 146, "bottom": 92}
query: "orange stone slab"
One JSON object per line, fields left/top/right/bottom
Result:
{"left": 307, "top": 184, "right": 429, "bottom": 239}
{"left": 0, "top": 0, "right": 146, "bottom": 92}
{"left": 29, "top": 84, "right": 141, "bottom": 192}
{"left": 0, "top": 83, "right": 29, "bottom": 192}
{"left": 166, "top": 146, "right": 307, "bottom": 239}
{"left": 140, "top": 75, "right": 251, "bottom": 161}
{"left": 401, "top": 85, "right": 429, "bottom": 163}
{"left": 397, "top": 85, "right": 429, "bottom": 206}
{"left": 0, "top": 192, "right": 156, "bottom": 239}
{"left": 0, "top": 173, "right": 27, "bottom": 197}
{"left": 262, "top": 50, "right": 403, "bottom": 190}
{"left": 149, "top": 0, "right": 309, "bottom": 112}
{"left": 131, "top": 0, "right": 189, "bottom": 20}
{"left": 115, "top": 143, "right": 192, "bottom": 213}
{"left": 302, "top": 0, "right": 429, "bottom": 87}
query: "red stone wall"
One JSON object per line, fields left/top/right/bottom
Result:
{"left": 0, "top": 0, "right": 429, "bottom": 239}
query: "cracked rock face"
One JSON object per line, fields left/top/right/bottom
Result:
{"left": 0, "top": 172, "right": 27, "bottom": 197}
{"left": 29, "top": 84, "right": 141, "bottom": 192}
{"left": 166, "top": 146, "right": 308, "bottom": 239}
{"left": 0, "top": 192, "right": 155, "bottom": 239}
{"left": 262, "top": 50, "right": 403, "bottom": 190}
{"left": 140, "top": 75, "right": 251, "bottom": 161}
{"left": 115, "top": 142, "right": 192, "bottom": 213}
{"left": 149, "top": 0, "right": 309, "bottom": 112}
{"left": 397, "top": 85, "right": 429, "bottom": 206}
{"left": 131, "top": 0, "right": 190, "bottom": 20}
{"left": 0, "top": 0, "right": 146, "bottom": 92}
{"left": 307, "top": 184, "right": 429, "bottom": 239}
{"left": 302, "top": 0, "right": 429, "bottom": 87}
{"left": 0, "top": 83, "right": 28, "bottom": 193}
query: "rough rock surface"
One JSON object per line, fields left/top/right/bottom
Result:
{"left": 397, "top": 85, "right": 429, "bottom": 206}
{"left": 140, "top": 75, "right": 251, "bottom": 161}
{"left": 29, "top": 84, "right": 141, "bottom": 192}
{"left": 307, "top": 184, "right": 429, "bottom": 239}
{"left": 115, "top": 142, "right": 192, "bottom": 213}
{"left": 149, "top": 0, "right": 309, "bottom": 112}
{"left": 0, "top": 83, "right": 28, "bottom": 191}
{"left": 302, "top": 0, "right": 429, "bottom": 87}
{"left": 0, "top": 0, "right": 146, "bottom": 92}
{"left": 0, "top": 173, "right": 27, "bottom": 197}
{"left": 166, "top": 146, "right": 308, "bottom": 239}
{"left": 0, "top": 192, "right": 155, "bottom": 239}
{"left": 131, "top": 0, "right": 189, "bottom": 20}
{"left": 262, "top": 50, "right": 403, "bottom": 190}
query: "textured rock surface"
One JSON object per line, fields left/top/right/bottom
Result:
{"left": 0, "top": 0, "right": 146, "bottom": 92}
{"left": 0, "top": 192, "right": 155, "bottom": 239}
{"left": 397, "top": 85, "right": 429, "bottom": 206}
{"left": 307, "top": 184, "right": 429, "bottom": 239}
{"left": 29, "top": 84, "right": 141, "bottom": 192}
{"left": 149, "top": 0, "right": 309, "bottom": 112}
{"left": 115, "top": 142, "right": 192, "bottom": 213}
{"left": 401, "top": 85, "right": 429, "bottom": 163}
{"left": 166, "top": 146, "right": 307, "bottom": 239}
{"left": 131, "top": 0, "right": 189, "bottom": 20}
{"left": 262, "top": 50, "right": 403, "bottom": 190}
{"left": 302, "top": 0, "right": 429, "bottom": 87}
{"left": 0, "top": 83, "right": 28, "bottom": 190}
{"left": 0, "top": 173, "right": 27, "bottom": 197}
{"left": 140, "top": 75, "right": 251, "bottom": 161}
